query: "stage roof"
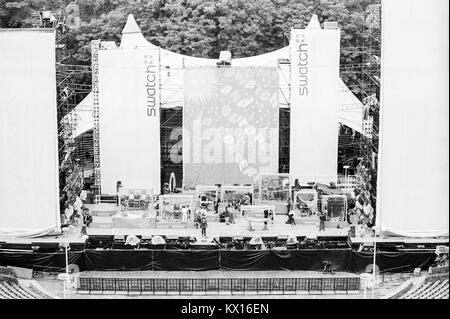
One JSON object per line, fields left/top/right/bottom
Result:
{"left": 65, "top": 14, "right": 364, "bottom": 138}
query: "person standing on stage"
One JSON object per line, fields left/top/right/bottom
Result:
{"left": 214, "top": 198, "right": 220, "bottom": 215}
{"left": 286, "top": 198, "right": 292, "bottom": 215}
{"left": 181, "top": 205, "right": 188, "bottom": 224}
{"left": 288, "top": 209, "right": 296, "bottom": 226}
{"left": 263, "top": 210, "right": 269, "bottom": 230}
{"left": 228, "top": 204, "right": 235, "bottom": 224}
{"left": 200, "top": 213, "right": 208, "bottom": 237}
{"left": 319, "top": 211, "right": 326, "bottom": 231}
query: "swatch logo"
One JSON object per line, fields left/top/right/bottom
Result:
{"left": 144, "top": 54, "right": 157, "bottom": 117}
{"left": 295, "top": 32, "right": 309, "bottom": 97}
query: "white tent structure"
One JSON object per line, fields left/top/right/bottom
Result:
{"left": 66, "top": 14, "right": 364, "bottom": 139}
{"left": 81, "top": 14, "right": 367, "bottom": 195}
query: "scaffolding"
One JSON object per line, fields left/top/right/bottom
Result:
{"left": 56, "top": 61, "right": 92, "bottom": 193}
{"left": 339, "top": 3, "right": 381, "bottom": 207}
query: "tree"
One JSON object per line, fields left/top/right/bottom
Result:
{"left": 2, "top": 0, "right": 381, "bottom": 66}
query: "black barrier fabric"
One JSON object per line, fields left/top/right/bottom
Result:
{"left": 289, "top": 249, "right": 352, "bottom": 271}
{"left": 220, "top": 250, "right": 284, "bottom": 270}
{"left": 349, "top": 251, "right": 436, "bottom": 273}
{"left": 0, "top": 249, "right": 436, "bottom": 272}
{"left": 220, "top": 249, "right": 353, "bottom": 271}
{"left": 84, "top": 250, "right": 153, "bottom": 271}
{"left": 0, "top": 251, "right": 85, "bottom": 272}
{"left": 153, "top": 250, "right": 220, "bottom": 271}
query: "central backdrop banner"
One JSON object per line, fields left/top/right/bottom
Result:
{"left": 183, "top": 67, "right": 279, "bottom": 188}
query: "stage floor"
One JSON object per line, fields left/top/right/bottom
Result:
{"left": 86, "top": 205, "right": 350, "bottom": 238}
{"left": 3, "top": 202, "right": 446, "bottom": 245}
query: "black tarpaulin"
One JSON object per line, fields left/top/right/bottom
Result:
{"left": 0, "top": 251, "right": 85, "bottom": 272}
{"left": 220, "top": 250, "right": 284, "bottom": 270}
{"left": 0, "top": 249, "right": 437, "bottom": 273}
{"left": 84, "top": 250, "right": 152, "bottom": 271}
{"left": 289, "top": 249, "right": 351, "bottom": 271}
{"left": 153, "top": 250, "right": 220, "bottom": 271}
{"left": 349, "top": 251, "right": 436, "bottom": 273}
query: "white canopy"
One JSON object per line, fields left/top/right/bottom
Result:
{"left": 67, "top": 14, "right": 364, "bottom": 138}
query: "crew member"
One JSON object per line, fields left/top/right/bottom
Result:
{"left": 319, "top": 211, "right": 326, "bottom": 231}
{"left": 200, "top": 213, "right": 208, "bottom": 237}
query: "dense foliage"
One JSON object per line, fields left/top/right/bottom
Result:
{"left": 1, "top": 0, "right": 380, "bottom": 66}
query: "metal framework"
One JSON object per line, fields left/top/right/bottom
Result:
{"left": 91, "top": 40, "right": 101, "bottom": 195}
{"left": 338, "top": 3, "right": 381, "bottom": 179}
{"left": 68, "top": 31, "right": 381, "bottom": 194}
{"left": 78, "top": 275, "right": 360, "bottom": 295}
{"left": 56, "top": 60, "right": 92, "bottom": 193}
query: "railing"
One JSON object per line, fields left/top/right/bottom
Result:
{"left": 379, "top": 265, "right": 415, "bottom": 284}
{"left": 78, "top": 276, "right": 360, "bottom": 295}
{"left": 380, "top": 271, "right": 414, "bottom": 284}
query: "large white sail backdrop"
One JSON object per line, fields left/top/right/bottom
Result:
{"left": 98, "top": 48, "right": 161, "bottom": 194}
{"left": 0, "top": 30, "right": 60, "bottom": 237}
{"left": 289, "top": 22, "right": 340, "bottom": 184}
{"left": 183, "top": 67, "right": 279, "bottom": 188}
{"left": 376, "top": 0, "right": 449, "bottom": 237}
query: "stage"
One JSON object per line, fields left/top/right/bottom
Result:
{"left": 0, "top": 202, "right": 447, "bottom": 247}
{"left": 0, "top": 204, "right": 443, "bottom": 274}
{"left": 85, "top": 203, "right": 350, "bottom": 239}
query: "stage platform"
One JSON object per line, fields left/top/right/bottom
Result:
{"left": 0, "top": 203, "right": 447, "bottom": 247}
{"left": 85, "top": 203, "right": 350, "bottom": 239}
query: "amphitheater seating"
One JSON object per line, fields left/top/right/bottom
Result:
{"left": 399, "top": 275, "right": 449, "bottom": 299}
{"left": 0, "top": 281, "right": 50, "bottom": 299}
{"left": 0, "top": 266, "right": 54, "bottom": 299}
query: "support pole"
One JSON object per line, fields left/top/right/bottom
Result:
{"left": 371, "top": 238, "right": 377, "bottom": 299}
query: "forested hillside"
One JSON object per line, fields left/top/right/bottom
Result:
{"left": 1, "top": 0, "right": 380, "bottom": 71}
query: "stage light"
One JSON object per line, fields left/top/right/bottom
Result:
{"left": 323, "top": 22, "right": 339, "bottom": 29}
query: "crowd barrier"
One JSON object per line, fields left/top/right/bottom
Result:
{"left": 78, "top": 276, "right": 361, "bottom": 295}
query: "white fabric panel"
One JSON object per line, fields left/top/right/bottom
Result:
{"left": 76, "top": 15, "right": 361, "bottom": 134}
{"left": 63, "top": 92, "right": 93, "bottom": 138}
{"left": 289, "top": 27, "right": 340, "bottom": 184}
{"left": 377, "top": 0, "right": 449, "bottom": 237}
{"left": 98, "top": 48, "right": 161, "bottom": 194}
{"left": 182, "top": 67, "right": 279, "bottom": 188}
{"left": 337, "top": 78, "right": 363, "bottom": 133}
{"left": 0, "top": 31, "right": 60, "bottom": 237}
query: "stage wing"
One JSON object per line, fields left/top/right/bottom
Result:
{"left": 289, "top": 25, "right": 340, "bottom": 184}
{"left": 377, "top": 0, "right": 449, "bottom": 237}
{"left": 98, "top": 48, "right": 161, "bottom": 194}
{"left": 0, "top": 30, "right": 60, "bottom": 237}
{"left": 183, "top": 67, "right": 279, "bottom": 188}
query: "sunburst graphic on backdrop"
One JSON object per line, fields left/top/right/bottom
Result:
{"left": 184, "top": 68, "right": 218, "bottom": 105}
